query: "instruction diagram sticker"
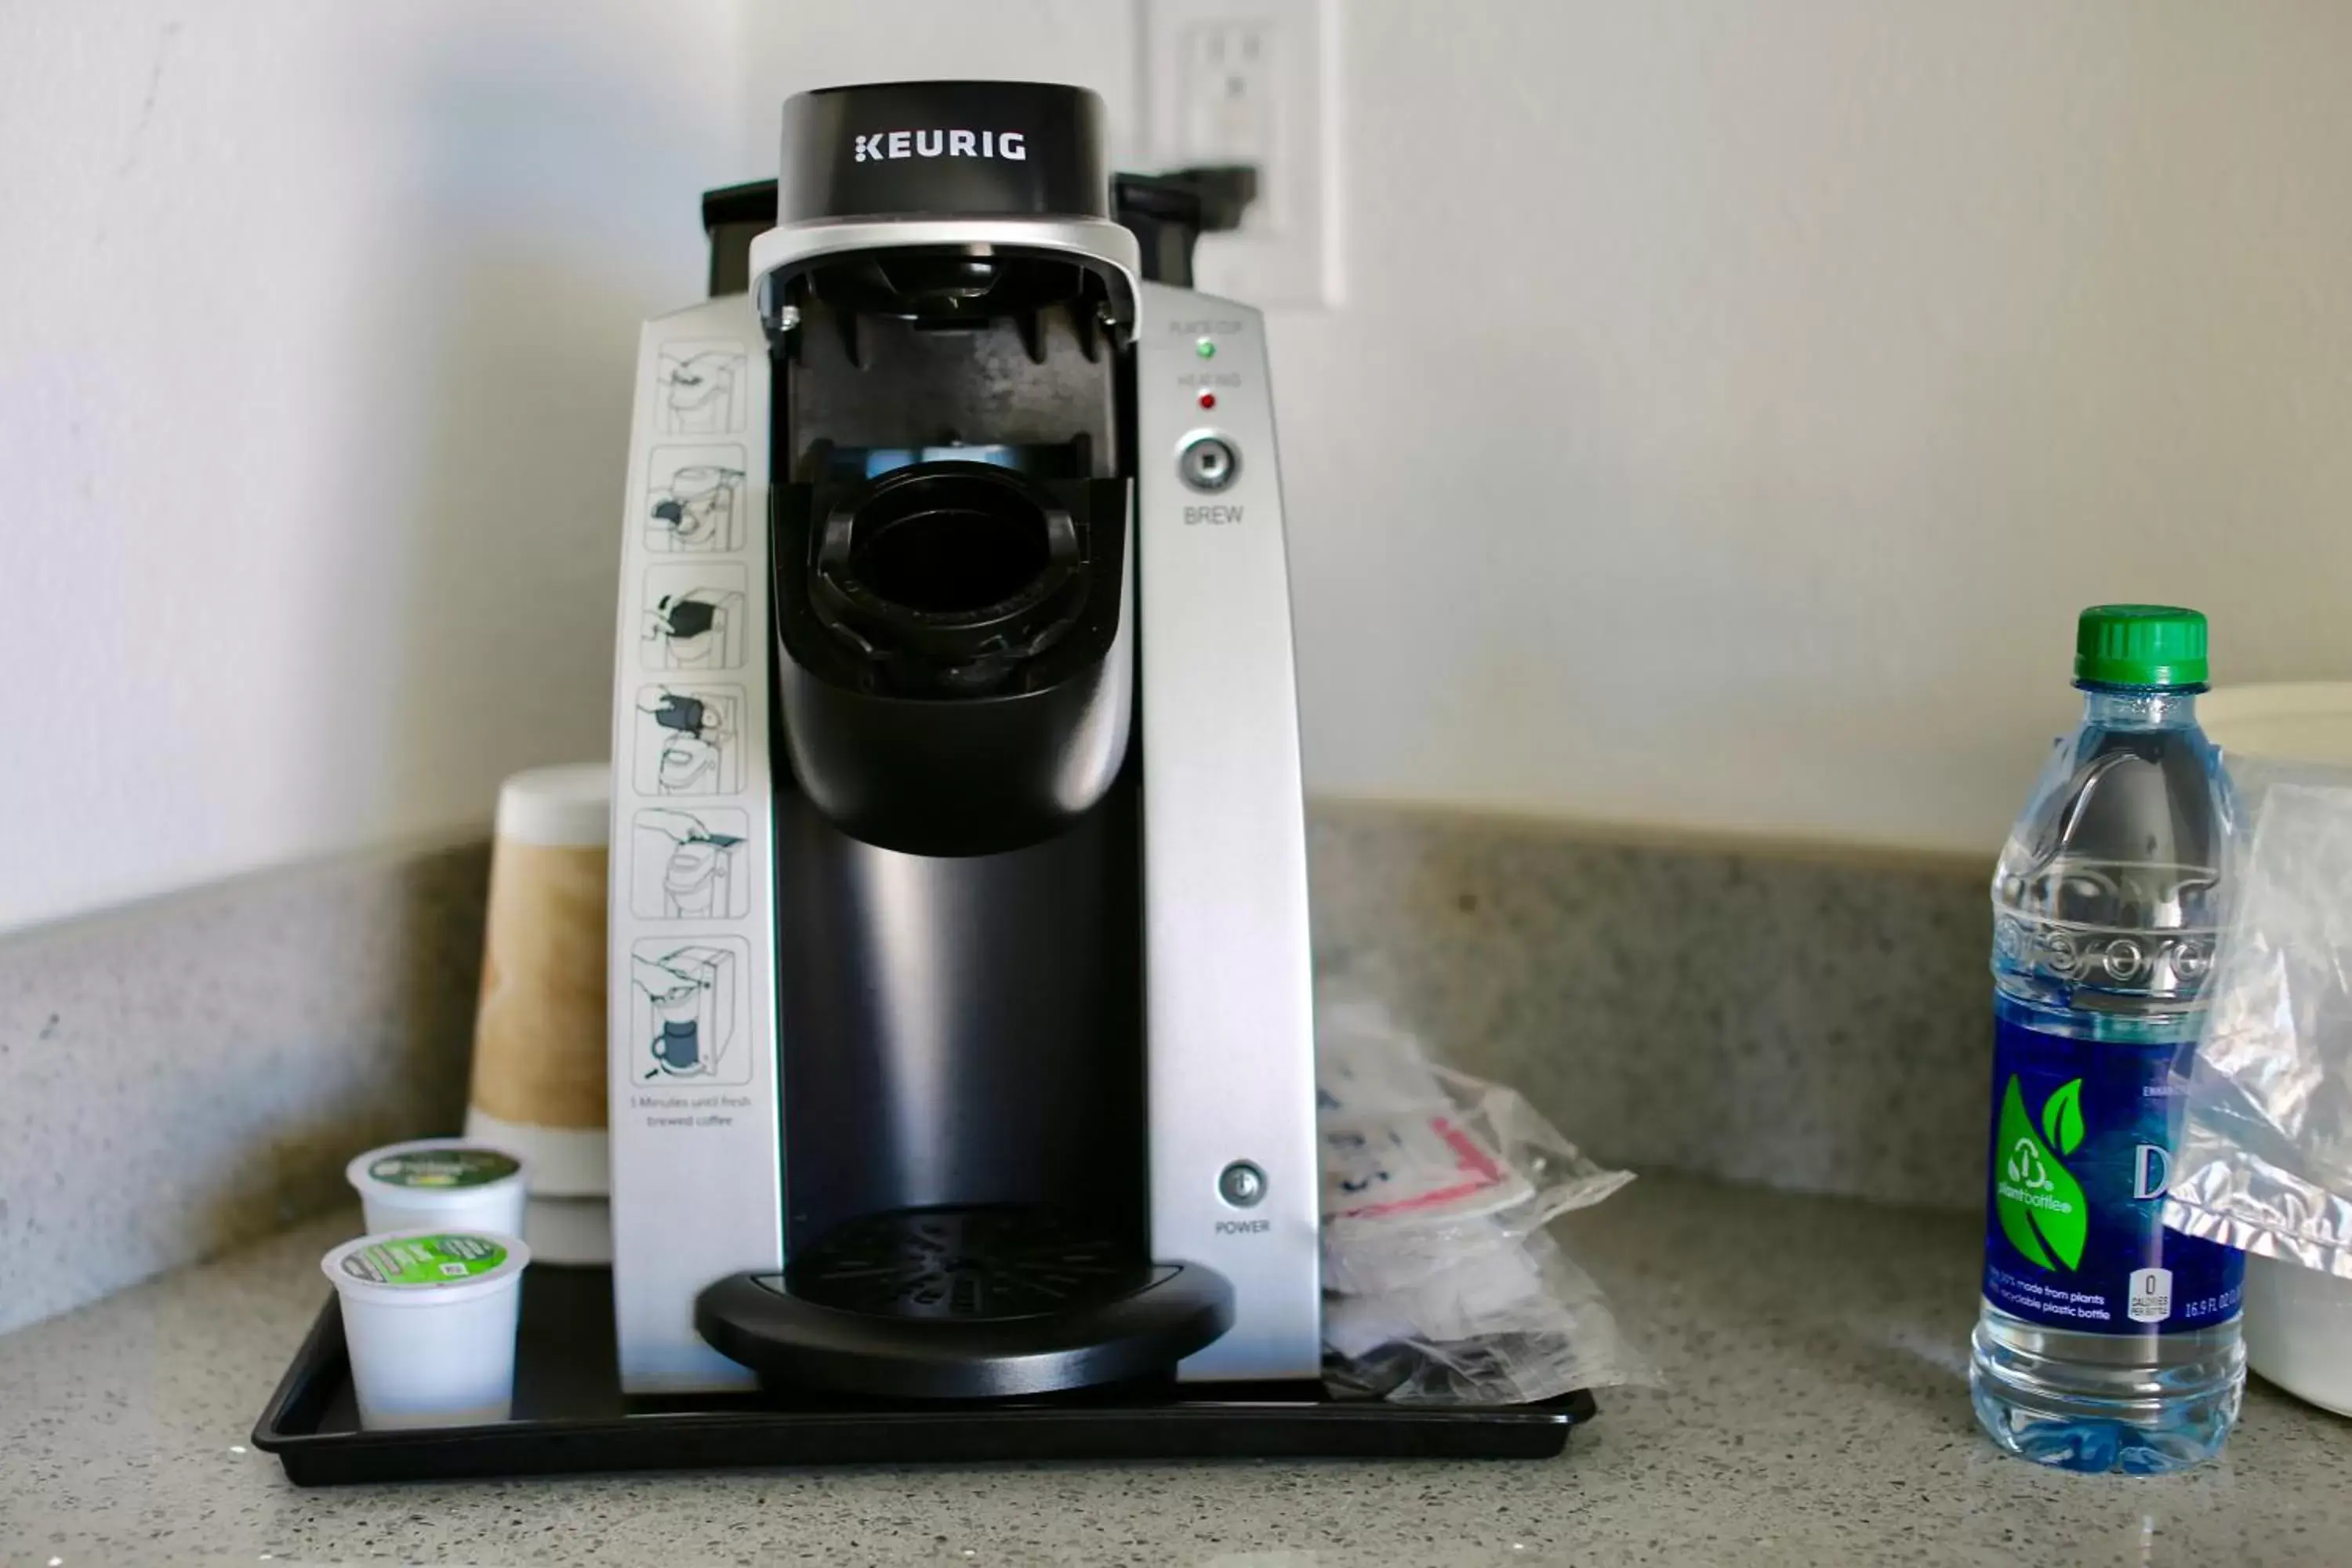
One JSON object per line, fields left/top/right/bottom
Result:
{"left": 630, "top": 807, "right": 752, "bottom": 920}
{"left": 629, "top": 935, "right": 751, "bottom": 1085}
{"left": 641, "top": 564, "right": 750, "bottom": 671}
{"left": 656, "top": 341, "right": 747, "bottom": 436}
{"left": 632, "top": 684, "right": 744, "bottom": 796}
{"left": 646, "top": 446, "right": 747, "bottom": 554}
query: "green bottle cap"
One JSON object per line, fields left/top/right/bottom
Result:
{"left": 2074, "top": 604, "right": 2209, "bottom": 688}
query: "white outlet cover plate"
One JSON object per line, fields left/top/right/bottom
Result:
{"left": 1142, "top": 0, "right": 1340, "bottom": 310}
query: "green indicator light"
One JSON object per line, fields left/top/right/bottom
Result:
{"left": 1196, "top": 339, "right": 1216, "bottom": 359}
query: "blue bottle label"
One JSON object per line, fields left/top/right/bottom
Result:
{"left": 1981, "top": 1013, "right": 2242, "bottom": 1331}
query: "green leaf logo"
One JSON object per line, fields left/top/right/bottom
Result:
{"left": 2041, "top": 1077, "right": 2086, "bottom": 1157}
{"left": 1994, "top": 1077, "right": 2089, "bottom": 1270}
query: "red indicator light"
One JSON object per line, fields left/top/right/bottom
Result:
{"left": 1197, "top": 390, "right": 1217, "bottom": 410}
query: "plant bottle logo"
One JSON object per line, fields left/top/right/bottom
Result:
{"left": 1994, "top": 1076, "right": 2088, "bottom": 1269}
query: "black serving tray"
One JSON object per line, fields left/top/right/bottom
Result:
{"left": 252, "top": 1265, "right": 1593, "bottom": 1485}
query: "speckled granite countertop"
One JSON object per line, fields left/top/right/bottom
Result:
{"left": 4, "top": 1176, "right": 2346, "bottom": 1568}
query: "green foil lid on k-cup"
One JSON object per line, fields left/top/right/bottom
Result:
{"left": 340, "top": 1233, "right": 508, "bottom": 1287}
{"left": 365, "top": 1148, "right": 521, "bottom": 1190}
{"left": 325, "top": 1231, "right": 529, "bottom": 1297}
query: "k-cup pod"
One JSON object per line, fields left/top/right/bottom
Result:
{"left": 321, "top": 1231, "right": 530, "bottom": 1430}
{"left": 347, "top": 1138, "right": 529, "bottom": 1239}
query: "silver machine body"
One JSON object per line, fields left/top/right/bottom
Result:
{"left": 605, "top": 80, "right": 1318, "bottom": 1396}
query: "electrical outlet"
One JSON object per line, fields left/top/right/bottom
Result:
{"left": 1181, "top": 22, "right": 1276, "bottom": 172}
{"left": 1142, "top": 0, "right": 1338, "bottom": 309}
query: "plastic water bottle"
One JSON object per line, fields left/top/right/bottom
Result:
{"left": 1970, "top": 604, "right": 2245, "bottom": 1473}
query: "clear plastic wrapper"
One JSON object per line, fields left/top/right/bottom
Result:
{"left": 1316, "top": 985, "right": 1655, "bottom": 1401}
{"left": 2165, "top": 764, "right": 2352, "bottom": 1276}
{"left": 1323, "top": 1226, "right": 1653, "bottom": 1403}
{"left": 1319, "top": 995, "right": 1633, "bottom": 1295}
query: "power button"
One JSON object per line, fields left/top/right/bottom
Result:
{"left": 1218, "top": 1161, "right": 1267, "bottom": 1208}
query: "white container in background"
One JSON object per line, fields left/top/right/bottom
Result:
{"left": 347, "top": 1138, "right": 529, "bottom": 1239}
{"left": 2242, "top": 1254, "right": 2352, "bottom": 1417}
{"left": 2201, "top": 683, "right": 2352, "bottom": 768}
{"left": 322, "top": 1231, "right": 530, "bottom": 1429}
{"left": 521, "top": 1196, "right": 612, "bottom": 1266}
{"left": 2199, "top": 681, "right": 2352, "bottom": 1417}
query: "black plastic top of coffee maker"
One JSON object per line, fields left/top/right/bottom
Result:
{"left": 779, "top": 81, "right": 1109, "bottom": 223}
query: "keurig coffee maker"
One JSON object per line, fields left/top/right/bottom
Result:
{"left": 605, "top": 81, "right": 1319, "bottom": 1399}
{"left": 245, "top": 77, "right": 1583, "bottom": 1487}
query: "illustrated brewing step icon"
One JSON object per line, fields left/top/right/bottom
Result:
{"left": 633, "top": 684, "right": 744, "bottom": 796}
{"left": 645, "top": 445, "right": 746, "bottom": 553}
{"left": 632, "top": 807, "right": 751, "bottom": 920}
{"left": 643, "top": 564, "right": 749, "bottom": 670}
{"left": 656, "top": 341, "right": 747, "bottom": 435}
{"left": 629, "top": 936, "right": 750, "bottom": 1083}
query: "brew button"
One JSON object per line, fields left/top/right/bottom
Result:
{"left": 1179, "top": 435, "right": 1239, "bottom": 492}
{"left": 1218, "top": 1161, "right": 1267, "bottom": 1207}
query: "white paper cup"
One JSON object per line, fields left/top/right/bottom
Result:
{"left": 323, "top": 1231, "right": 530, "bottom": 1430}
{"left": 347, "top": 1138, "right": 530, "bottom": 1238}
{"left": 467, "top": 763, "right": 612, "bottom": 1200}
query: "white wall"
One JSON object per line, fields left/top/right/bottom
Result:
{"left": 1276, "top": 0, "right": 2352, "bottom": 854}
{"left": 9, "top": 1, "right": 2352, "bottom": 931}
{"left": 0, "top": 1, "right": 735, "bottom": 929}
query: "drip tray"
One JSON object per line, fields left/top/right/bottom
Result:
{"left": 697, "top": 1204, "right": 1236, "bottom": 1399}
{"left": 252, "top": 1265, "right": 1594, "bottom": 1486}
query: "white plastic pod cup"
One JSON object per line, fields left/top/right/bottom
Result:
{"left": 347, "top": 1138, "right": 530, "bottom": 1239}
{"left": 322, "top": 1231, "right": 532, "bottom": 1430}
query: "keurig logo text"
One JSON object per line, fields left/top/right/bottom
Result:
{"left": 852, "top": 130, "right": 1029, "bottom": 163}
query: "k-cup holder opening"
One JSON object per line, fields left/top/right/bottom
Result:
{"left": 813, "top": 463, "right": 1083, "bottom": 676}
{"left": 849, "top": 483, "right": 1054, "bottom": 616}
